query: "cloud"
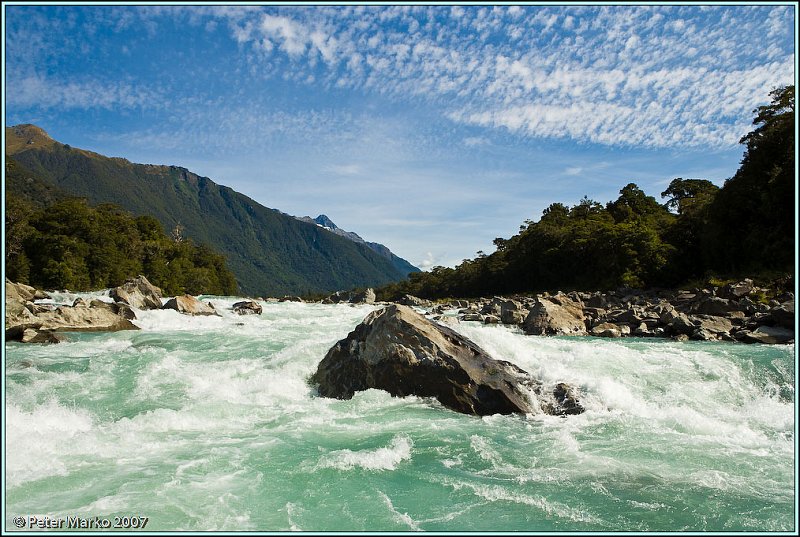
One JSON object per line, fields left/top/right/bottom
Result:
{"left": 5, "top": 5, "right": 794, "bottom": 152}
{"left": 8, "top": 73, "right": 163, "bottom": 111}
{"left": 215, "top": 5, "right": 793, "bottom": 150}
{"left": 416, "top": 252, "right": 442, "bottom": 271}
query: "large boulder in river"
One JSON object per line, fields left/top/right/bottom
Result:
{"left": 522, "top": 295, "right": 586, "bottom": 336}
{"left": 232, "top": 300, "right": 262, "bottom": 315}
{"left": 162, "top": 295, "right": 219, "bottom": 316}
{"left": 310, "top": 304, "right": 584, "bottom": 416}
{"left": 110, "top": 275, "right": 163, "bottom": 310}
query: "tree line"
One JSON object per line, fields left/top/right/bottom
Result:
{"left": 378, "top": 85, "right": 794, "bottom": 300}
{"left": 6, "top": 193, "right": 238, "bottom": 296}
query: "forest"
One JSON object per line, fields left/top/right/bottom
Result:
{"left": 378, "top": 85, "right": 795, "bottom": 300}
{"left": 5, "top": 189, "right": 238, "bottom": 296}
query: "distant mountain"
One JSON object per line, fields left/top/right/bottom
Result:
{"left": 296, "top": 214, "right": 419, "bottom": 277}
{"left": 5, "top": 124, "right": 413, "bottom": 296}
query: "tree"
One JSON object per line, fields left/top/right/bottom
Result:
{"left": 661, "top": 178, "right": 719, "bottom": 215}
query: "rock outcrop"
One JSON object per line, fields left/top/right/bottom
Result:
{"left": 162, "top": 295, "right": 219, "bottom": 316}
{"left": 311, "top": 304, "right": 584, "bottom": 416}
{"left": 109, "top": 275, "right": 163, "bottom": 310}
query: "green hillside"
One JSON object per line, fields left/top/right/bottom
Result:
{"left": 6, "top": 125, "right": 412, "bottom": 296}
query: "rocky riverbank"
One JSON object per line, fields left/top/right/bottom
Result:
{"left": 4, "top": 276, "right": 223, "bottom": 343}
{"left": 395, "top": 278, "right": 794, "bottom": 345}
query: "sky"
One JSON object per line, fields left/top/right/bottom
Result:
{"left": 3, "top": 2, "right": 796, "bottom": 270}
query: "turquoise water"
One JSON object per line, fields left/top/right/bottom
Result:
{"left": 4, "top": 293, "right": 796, "bottom": 531}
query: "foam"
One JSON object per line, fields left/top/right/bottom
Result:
{"left": 315, "top": 435, "right": 413, "bottom": 471}
{"left": 5, "top": 401, "right": 95, "bottom": 487}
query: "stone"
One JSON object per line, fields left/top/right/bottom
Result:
{"left": 109, "top": 275, "right": 163, "bottom": 310}
{"left": 590, "top": 322, "right": 622, "bottom": 338}
{"left": 461, "top": 313, "right": 484, "bottom": 322}
{"left": 279, "top": 296, "right": 304, "bottom": 302}
{"left": 5, "top": 279, "right": 42, "bottom": 302}
{"left": 695, "top": 315, "right": 734, "bottom": 335}
{"left": 20, "top": 329, "right": 65, "bottom": 344}
{"left": 483, "top": 315, "right": 500, "bottom": 324}
{"left": 738, "top": 326, "right": 794, "bottom": 344}
{"left": 162, "top": 295, "right": 220, "bottom": 316}
{"left": 499, "top": 299, "right": 528, "bottom": 325}
{"left": 351, "top": 288, "right": 376, "bottom": 304}
{"left": 310, "top": 305, "right": 583, "bottom": 416}
{"left": 770, "top": 301, "right": 795, "bottom": 329}
{"left": 660, "top": 309, "right": 696, "bottom": 335}
{"left": 232, "top": 300, "right": 263, "bottom": 315}
{"left": 88, "top": 299, "right": 136, "bottom": 320}
{"left": 720, "top": 279, "right": 754, "bottom": 299}
{"left": 397, "top": 294, "right": 431, "bottom": 307}
{"left": 695, "top": 297, "right": 740, "bottom": 316}
{"left": 523, "top": 295, "right": 586, "bottom": 336}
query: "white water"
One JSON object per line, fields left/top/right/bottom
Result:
{"left": 4, "top": 294, "right": 796, "bottom": 531}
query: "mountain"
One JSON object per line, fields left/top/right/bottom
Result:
{"left": 296, "top": 214, "right": 419, "bottom": 277}
{"left": 5, "top": 124, "right": 413, "bottom": 296}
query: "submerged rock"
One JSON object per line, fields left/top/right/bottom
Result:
{"left": 162, "top": 295, "right": 220, "bottom": 316}
{"left": 110, "top": 275, "right": 163, "bottom": 310}
{"left": 310, "top": 304, "right": 584, "bottom": 416}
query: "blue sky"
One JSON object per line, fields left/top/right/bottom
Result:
{"left": 4, "top": 3, "right": 796, "bottom": 270}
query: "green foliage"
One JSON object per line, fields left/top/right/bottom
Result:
{"left": 6, "top": 196, "right": 238, "bottom": 295}
{"left": 377, "top": 86, "right": 794, "bottom": 300}
{"left": 704, "top": 85, "right": 794, "bottom": 273}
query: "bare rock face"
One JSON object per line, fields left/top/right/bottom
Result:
{"left": 311, "top": 305, "right": 584, "bottom": 416}
{"left": 110, "top": 275, "right": 163, "bottom": 310}
{"left": 523, "top": 295, "right": 586, "bottom": 336}
{"left": 162, "top": 295, "right": 220, "bottom": 316}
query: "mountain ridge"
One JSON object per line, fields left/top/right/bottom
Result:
{"left": 295, "top": 214, "right": 419, "bottom": 277}
{"left": 5, "top": 124, "right": 413, "bottom": 296}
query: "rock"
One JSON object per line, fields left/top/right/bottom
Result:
{"left": 88, "top": 299, "right": 136, "bottom": 320}
{"left": 770, "top": 301, "right": 795, "bottom": 329}
{"left": 6, "top": 301, "right": 138, "bottom": 336}
{"left": 322, "top": 291, "right": 349, "bottom": 304}
{"left": 499, "top": 299, "right": 528, "bottom": 325}
{"left": 20, "top": 329, "right": 65, "bottom": 344}
{"left": 397, "top": 294, "right": 431, "bottom": 307}
{"left": 720, "top": 279, "right": 754, "bottom": 299}
{"left": 351, "top": 288, "right": 376, "bottom": 304}
{"left": 434, "top": 315, "right": 460, "bottom": 327}
{"left": 461, "top": 313, "right": 484, "bottom": 322}
{"left": 660, "top": 309, "right": 696, "bottom": 335}
{"left": 695, "top": 315, "right": 734, "bottom": 335}
{"left": 542, "top": 383, "right": 584, "bottom": 416}
{"left": 110, "top": 275, "right": 163, "bottom": 310}
{"left": 5, "top": 298, "right": 42, "bottom": 338}
{"left": 162, "top": 295, "right": 220, "bottom": 316}
{"left": 5, "top": 279, "right": 47, "bottom": 302}
{"left": 310, "top": 304, "right": 584, "bottom": 416}
{"left": 695, "top": 297, "right": 740, "bottom": 316}
{"left": 590, "top": 322, "right": 622, "bottom": 338}
{"left": 279, "top": 296, "right": 304, "bottom": 302}
{"left": 72, "top": 297, "right": 88, "bottom": 307}
{"left": 483, "top": 315, "right": 500, "bottom": 324}
{"left": 523, "top": 295, "right": 586, "bottom": 336}
{"left": 738, "top": 326, "right": 794, "bottom": 344}
{"left": 232, "top": 300, "right": 263, "bottom": 315}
